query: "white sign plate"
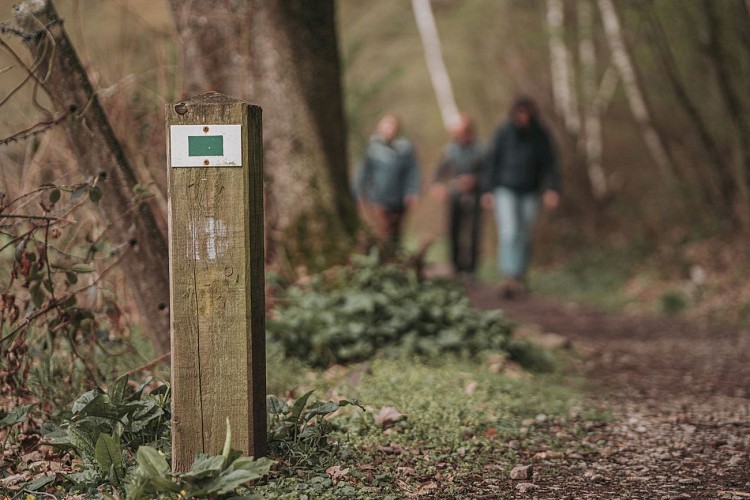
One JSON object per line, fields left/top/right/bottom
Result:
{"left": 170, "top": 124, "right": 243, "bottom": 167}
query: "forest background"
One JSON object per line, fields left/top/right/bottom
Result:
{"left": 2, "top": 0, "right": 750, "bottom": 326}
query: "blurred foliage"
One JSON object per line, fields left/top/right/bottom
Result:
{"left": 0, "top": 179, "right": 155, "bottom": 409}
{"left": 43, "top": 375, "right": 170, "bottom": 491}
{"left": 660, "top": 290, "right": 689, "bottom": 316}
{"left": 268, "top": 251, "right": 550, "bottom": 370}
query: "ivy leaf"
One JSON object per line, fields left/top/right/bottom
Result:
{"left": 94, "top": 433, "right": 123, "bottom": 483}
{"left": 30, "top": 282, "right": 45, "bottom": 308}
{"left": 49, "top": 189, "right": 61, "bottom": 204}
{"left": 266, "top": 395, "right": 289, "bottom": 415}
{"left": 0, "top": 403, "right": 36, "bottom": 429}
{"left": 192, "top": 468, "right": 268, "bottom": 496}
{"left": 127, "top": 377, "right": 153, "bottom": 401}
{"left": 291, "top": 390, "right": 315, "bottom": 421}
{"left": 222, "top": 417, "right": 232, "bottom": 467}
{"left": 70, "top": 263, "right": 95, "bottom": 273}
{"left": 109, "top": 375, "right": 129, "bottom": 404}
{"left": 71, "top": 389, "right": 106, "bottom": 415}
{"left": 303, "top": 401, "right": 341, "bottom": 422}
{"left": 227, "top": 456, "right": 274, "bottom": 474}
{"left": 71, "top": 185, "right": 88, "bottom": 200}
{"left": 135, "top": 445, "right": 169, "bottom": 478}
{"left": 67, "top": 425, "right": 96, "bottom": 459}
{"left": 24, "top": 474, "right": 55, "bottom": 491}
{"left": 181, "top": 454, "right": 225, "bottom": 481}
{"left": 89, "top": 186, "right": 103, "bottom": 203}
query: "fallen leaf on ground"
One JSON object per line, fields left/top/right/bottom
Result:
{"left": 325, "top": 465, "right": 350, "bottom": 485}
{"left": 374, "top": 406, "right": 406, "bottom": 428}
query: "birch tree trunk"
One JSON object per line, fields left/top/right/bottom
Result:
{"left": 411, "top": 0, "right": 460, "bottom": 129}
{"left": 546, "top": 0, "right": 580, "bottom": 137}
{"left": 577, "top": 0, "right": 607, "bottom": 199}
{"left": 598, "top": 0, "right": 675, "bottom": 182}
{"left": 593, "top": 63, "right": 619, "bottom": 116}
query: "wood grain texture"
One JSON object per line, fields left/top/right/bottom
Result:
{"left": 166, "top": 93, "right": 266, "bottom": 472}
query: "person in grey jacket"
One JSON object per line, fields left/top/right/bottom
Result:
{"left": 431, "top": 113, "right": 486, "bottom": 277}
{"left": 354, "top": 114, "right": 420, "bottom": 247}
{"left": 483, "top": 96, "right": 560, "bottom": 297}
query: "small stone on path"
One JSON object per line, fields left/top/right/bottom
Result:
{"left": 515, "top": 482, "right": 537, "bottom": 494}
{"left": 510, "top": 464, "right": 533, "bottom": 480}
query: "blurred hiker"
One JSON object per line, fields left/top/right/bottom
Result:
{"left": 483, "top": 96, "right": 560, "bottom": 298}
{"left": 354, "top": 114, "right": 420, "bottom": 249}
{"left": 430, "top": 113, "right": 486, "bottom": 277}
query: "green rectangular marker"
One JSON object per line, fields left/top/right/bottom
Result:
{"left": 188, "top": 135, "right": 224, "bottom": 157}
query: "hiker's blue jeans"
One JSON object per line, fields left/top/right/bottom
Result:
{"left": 493, "top": 187, "right": 540, "bottom": 279}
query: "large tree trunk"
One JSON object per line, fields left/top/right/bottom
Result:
{"left": 247, "top": 0, "right": 356, "bottom": 270}
{"left": 14, "top": 0, "right": 170, "bottom": 355}
{"left": 170, "top": 0, "right": 357, "bottom": 272}
{"left": 411, "top": 0, "right": 460, "bottom": 129}
{"left": 576, "top": 0, "right": 607, "bottom": 200}
{"left": 546, "top": 0, "right": 580, "bottom": 137}
{"left": 597, "top": 0, "right": 676, "bottom": 183}
{"left": 168, "top": 1, "right": 252, "bottom": 100}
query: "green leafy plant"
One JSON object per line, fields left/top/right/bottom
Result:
{"left": 43, "top": 375, "right": 170, "bottom": 488}
{"left": 0, "top": 402, "right": 37, "bottom": 456}
{"left": 268, "top": 252, "right": 536, "bottom": 368}
{"left": 660, "top": 289, "right": 689, "bottom": 315}
{"left": 126, "top": 419, "right": 274, "bottom": 500}
{"left": 268, "top": 390, "right": 364, "bottom": 468}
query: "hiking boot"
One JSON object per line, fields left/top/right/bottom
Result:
{"left": 500, "top": 277, "right": 526, "bottom": 300}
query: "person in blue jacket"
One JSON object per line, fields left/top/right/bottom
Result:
{"left": 354, "top": 114, "right": 420, "bottom": 248}
{"left": 483, "top": 96, "right": 560, "bottom": 298}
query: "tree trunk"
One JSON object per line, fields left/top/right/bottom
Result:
{"left": 597, "top": 0, "right": 676, "bottom": 183}
{"left": 247, "top": 0, "right": 357, "bottom": 270}
{"left": 593, "top": 63, "right": 620, "bottom": 115}
{"left": 642, "top": 2, "right": 737, "bottom": 222}
{"left": 167, "top": 0, "right": 252, "bottom": 100}
{"left": 546, "top": 0, "right": 580, "bottom": 137}
{"left": 14, "top": 0, "right": 170, "bottom": 355}
{"left": 577, "top": 0, "right": 607, "bottom": 199}
{"left": 703, "top": 0, "right": 750, "bottom": 220}
{"left": 411, "top": 0, "right": 460, "bottom": 129}
{"left": 170, "top": 0, "right": 357, "bottom": 272}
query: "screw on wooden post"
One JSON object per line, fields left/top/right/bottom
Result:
{"left": 166, "top": 92, "right": 266, "bottom": 472}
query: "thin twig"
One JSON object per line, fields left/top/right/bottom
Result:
{"left": 122, "top": 352, "right": 171, "bottom": 378}
{"left": 0, "top": 213, "right": 73, "bottom": 222}
{"left": 0, "top": 111, "right": 69, "bottom": 147}
{"left": 67, "top": 328, "right": 100, "bottom": 384}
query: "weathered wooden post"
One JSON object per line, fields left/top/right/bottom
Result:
{"left": 166, "top": 92, "right": 266, "bottom": 471}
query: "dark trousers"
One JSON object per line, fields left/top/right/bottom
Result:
{"left": 449, "top": 192, "right": 481, "bottom": 274}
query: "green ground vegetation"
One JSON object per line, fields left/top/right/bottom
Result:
{"left": 2, "top": 250, "right": 600, "bottom": 498}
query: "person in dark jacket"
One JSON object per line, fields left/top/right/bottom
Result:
{"left": 431, "top": 113, "right": 486, "bottom": 277}
{"left": 354, "top": 114, "right": 420, "bottom": 248}
{"left": 483, "top": 97, "right": 560, "bottom": 297}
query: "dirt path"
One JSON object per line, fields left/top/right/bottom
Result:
{"left": 469, "top": 287, "right": 750, "bottom": 499}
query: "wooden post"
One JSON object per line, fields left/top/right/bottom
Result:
{"left": 166, "top": 92, "right": 266, "bottom": 471}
